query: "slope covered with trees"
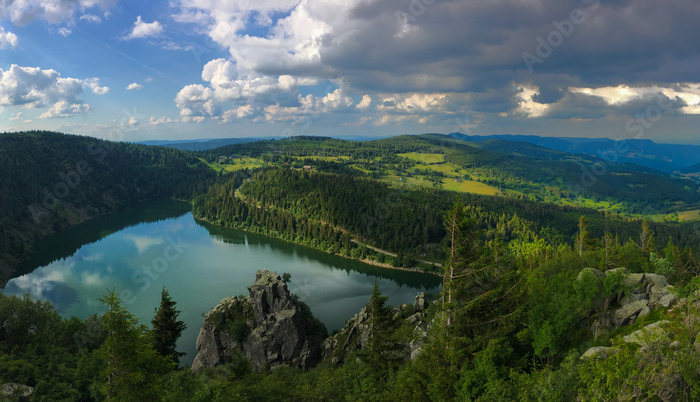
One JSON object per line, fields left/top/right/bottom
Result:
{"left": 0, "top": 131, "right": 215, "bottom": 285}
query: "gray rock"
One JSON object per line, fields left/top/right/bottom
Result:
{"left": 414, "top": 292, "right": 428, "bottom": 313}
{"left": 622, "top": 273, "right": 646, "bottom": 289}
{"left": 192, "top": 270, "right": 324, "bottom": 372}
{"left": 581, "top": 346, "right": 614, "bottom": 360}
{"left": 644, "top": 273, "right": 669, "bottom": 288}
{"left": 1, "top": 383, "right": 33, "bottom": 398}
{"left": 620, "top": 292, "right": 648, "bottom": 306}
{"left": 614, "top": 299, "right": 648, "bottom": 327}
{"left": 658, "top": 293, "right": 677, "bottom": 308}
{"left": 638, "top": 306, "right": 651, "bottom": 318}
{"left": 623, "top": 321, "right": 670, "bottom": 346}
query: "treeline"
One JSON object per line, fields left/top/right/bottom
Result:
{"left": 5, "top": 201, "right": 700, "bottom": 400}
{"left": 0, "top": 131, "right": 216, "bottom": 284}
{"left": 193, "top": 167, "right": 700, "bottom": 270}
{"left": 202, "top": 134, "right": 700, "bottom": 216}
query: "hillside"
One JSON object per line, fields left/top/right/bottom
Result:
{"left": 450, "top": 133, "right": 700, "bottom": 172}
{"left": 198, "top": 134, "right": 700, "bottom": 217}
{"left": 0, "top": 131, "right": 215, "bottom": 285}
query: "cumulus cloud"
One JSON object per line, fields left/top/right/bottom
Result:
{"left": 174, "top": 84, "right": 217, "bottom": 122}
{"left": 149, "top": 116, "right": 174, "bottom": 125}
{"left": 58, "top": 27, "right": 72, "bottom": 37}
{"left": 0, "top": 65, "right": 108, "bottom": 118}
{"left": 170, "top": 0, "right": 700, "bottom": 130}
{"left": 40, "top": 100, "right": 91, "bottom": 118}
{"left": 0, "top": 26, "right": 18, "bottom": 49}
{"left": 124, "top": 16, "right": 163, "bottom": 40}
{"left": 356, "top": 94, "right": 371, "bottom": 110}
{"left": 1, "top": 0, "right": 118, "bottom": 26}
{"left": 126, "top": 82, "right": 143, "bottom": 90}
{"left": 84, "top": 78, "right": 110, "bottom": 95}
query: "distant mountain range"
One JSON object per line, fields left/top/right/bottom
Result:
{"left": 449, "top": 133, "right": 700, "bottom": 172}
{"left": 138, "top": 135, "right": 389, "bottom": 151}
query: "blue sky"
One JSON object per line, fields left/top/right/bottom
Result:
{"left": 1, "top": 0, "right": 699, "bottom": 143}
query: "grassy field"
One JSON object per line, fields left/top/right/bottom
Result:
{"left": 293, "top": 155, "right": 351, "bottom": 162}
{"left": 441, "top": 178, "right": 500, "bottom": 195}
{"left": 201, "top": 157, "right": 265, "bottom": 173}
{"left": 678, "top": 209, "right": 700, "bottom": 221}
{"left": 398, "top": 152, "right": 445, "bottom": 164}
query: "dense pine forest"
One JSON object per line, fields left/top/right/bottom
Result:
{"left": 0, "top": 131, "right": 215, "bottom": 285}
{"left": 3, "top": 131, "right": 700, "bottom": 400}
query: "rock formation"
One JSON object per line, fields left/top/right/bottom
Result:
{"left": 577, "top": 267, "right": 677, "bottom": 339}
{"left": 191, "top": 270, "right": 325, "bottom": 372}
{"left": 322, "top": 291, "right": 432, "bottom": 364}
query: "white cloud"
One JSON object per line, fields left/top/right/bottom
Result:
{"left": 9, "top": 112, "right": 22, "bottom": 121}
{"left": 149, "top": 116, "right": 174, "bottom": 125}
{"left": 0, "top": 26, "right": 18, "bottom": 49}
{"left": 570, "top": 84, "right": 700, "bottom": 115}
{"left": 58, "top": 27, "right": 72, "bottom": 37}
{"left": 223, "top": 105, "right": 255, "bottom": 122}
{"left": 84, "top": 77, "right": 110, "bottom": 95}
{"left": 79, "top": 14, "right": 102, "bottom": 23}
{"left": 123, "top": 16, "right": 163, "bottom": 40}
{"left": 40, "top": 100, "right": 91, "bottom": 118}
{"left": 514, "top": 85, "right": 549, "bottom": 118}
{"left": 356, "top": 94, "right": 371, "bottom": 110}
{"left": 377, "top": 93, "right": 450, "bottom": 114}
{"left": 174, "top": 84, "right": 218, "bottom": 122}
{"left": 1, "top": 0, "right": 119, "bottom": 26}
{"left": 263, "top": 88, "right": 353, "bottom": 122}
{"left": 126, "top": 82, "right": 143, "bottom": 90}
{"left": 0, "top": 64, "right": 108, "bottom": 117}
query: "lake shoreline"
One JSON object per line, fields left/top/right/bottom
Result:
{"left": 194, "top": 216, "right": 442, "bottom": 278}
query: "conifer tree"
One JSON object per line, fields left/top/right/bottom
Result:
{"left": 151, "top": 287, "right": 187, "bottom": 366}
{"left": 97, "top": 290, "right": 173, "bottom": 400}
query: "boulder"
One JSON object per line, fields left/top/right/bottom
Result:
{"left": 614, "top": 299, "right": 648, "bottom": 327}
{"left": 414, "top": 292, "right": 428, "bottom": 313}
{"left": 623, "top": 321, "right": 670, "bottom": 346}
{"left": 622, "top": 273, "right": 646, "bottom": 289}
{"left": 577, "top": 267, "right": 604, "bottom": 282}
{"left": 658, "top": 293, "right": 677, "bottom": 308}
{"left": 581, "top": 346, "right": 614, "bottom": 360}
{"left": 192, "top": 270, "right": 324, "bottom": 372}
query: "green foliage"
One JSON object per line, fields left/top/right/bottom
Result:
{"left": 97, "top": 289, "right": 174, "bottom": 400}
{"left": 151, "top": 287, "right": 187, "bottom": 366}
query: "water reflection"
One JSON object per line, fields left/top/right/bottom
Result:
{"left": 3, "top": 200, "right": 441, "bottom": 365}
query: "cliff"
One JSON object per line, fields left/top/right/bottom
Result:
{"left": 191, "top": 270, "right": 325, "bottom": 372}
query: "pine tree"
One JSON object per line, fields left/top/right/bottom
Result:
{"left": 443, "top": 200, "right": 479, "bottom": 327}
{"left": 97, "top": 289, "right": 173, "bottom": 400}
{"left": 151, "top": 287, "right": 187, "bottom": 366}
{"left": 575, "top": 216, "right": 591, "bottom": 257}
{"left": 640, "top": 219, "right": 655, "bottom": 257}
{"left": 362, "top": 280, "right": 396, "bottom": 370}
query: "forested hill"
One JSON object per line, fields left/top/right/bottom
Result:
{"left": 0, "top": 131, "right": 215, "bottom": 285}
{"left": 199, "top": 134, "right": 700, "bottom": 217}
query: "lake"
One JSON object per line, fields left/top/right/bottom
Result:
{"left": 2, "top": 199, "right": 442, "bottom": 365}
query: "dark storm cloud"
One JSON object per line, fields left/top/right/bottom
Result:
{"left": 319, "top": 0, "right": 700, "bottom": 96}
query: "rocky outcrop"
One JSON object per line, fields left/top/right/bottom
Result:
{"left": 579, "top": 268, "right": 677, "bottom": 339}
{"left": 191, "top": 270, "right": 324, "bottom": 372}
{"left": 323, "top": 292, "right": 432, "bottom": 364}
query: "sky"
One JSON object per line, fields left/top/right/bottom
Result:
{"left": 0, "top": 0, "right": 699, "bottom": 143}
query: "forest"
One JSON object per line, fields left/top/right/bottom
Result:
{"left": 3, "top": 131, "right": 700, "bottom": 400}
